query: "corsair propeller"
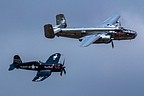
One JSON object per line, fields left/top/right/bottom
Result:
{"left": 60, "top": 59, "right": 66, "bottom": 76}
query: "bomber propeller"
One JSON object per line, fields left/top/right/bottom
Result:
{"left": 111, "top": 40, "right": 114, "bottom": 48}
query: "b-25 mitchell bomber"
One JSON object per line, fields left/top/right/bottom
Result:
{"left": 9, "top": 53, "right": 66, "bottom": 82}
{"left": 44, "top": 14, "right": 137, "bottom": 48}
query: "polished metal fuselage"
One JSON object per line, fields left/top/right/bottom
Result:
{"left": 55, "top": 27, "right": 137, "bottom": 43}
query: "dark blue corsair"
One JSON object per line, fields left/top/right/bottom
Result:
{"left": 9, "top": 53, "right": 66, "bottom": 82}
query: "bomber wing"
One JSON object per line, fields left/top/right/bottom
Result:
{"left": 32, "top": 70, "right": 51, "bottom": 82}
{"left": 80, "top": 34, "right": 101, "bottom": 47}
{"left": 98, "top": 15, "right": 120, "bottom": 28}
{"left": 80, "top": 15, "right": 120, "bottom": 47}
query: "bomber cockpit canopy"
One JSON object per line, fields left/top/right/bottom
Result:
{"left": 119, "top": 27, "right": 135, "bottom": 33}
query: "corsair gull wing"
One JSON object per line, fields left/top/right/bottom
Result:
{"left": 32, "top": 70, "right": 51, "bottom": 82}
{"left": 44, "top": 53, "right": 61, "bottom": 65}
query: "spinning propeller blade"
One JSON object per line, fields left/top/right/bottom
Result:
{"left": 60, "top": 59, "right": 66, "bottom": 76}
{"left": 111, "top": 40, "right": 114, "bottom": 48}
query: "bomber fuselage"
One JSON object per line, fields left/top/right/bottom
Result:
{"left": 55, "top": 27, "right": 137, "bottom": 44}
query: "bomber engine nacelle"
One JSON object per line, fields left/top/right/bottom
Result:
{"left": 95, "top": 34, "right": 112, "bottom": 44}
{"left": 79, "top": 34, "right": 112, "bottom": 44}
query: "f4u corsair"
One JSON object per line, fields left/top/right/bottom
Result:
{"left": 9, "top": 53, "right": 66, "bottom": 82}
{"left": 44, "top": 14, "right": 137, "bottom": 48}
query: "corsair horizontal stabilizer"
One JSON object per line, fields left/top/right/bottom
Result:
{"left": 9, "top": 64, "right": 16, "bottom": 71}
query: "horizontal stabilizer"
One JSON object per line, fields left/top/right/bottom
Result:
{"left": 8, "top": 64, "right": 16, "bottom": 71}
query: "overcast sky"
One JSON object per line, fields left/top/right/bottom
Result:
{"left": 0, "top": 0, "right": 144, "bottom": 96}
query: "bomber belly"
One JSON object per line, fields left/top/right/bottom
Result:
{"left": 55, "top": 29, "right": 89, "bottom": 39}
{"left": 55, "top": 31, "right": 83, "bottom": 39}
{"left": 93, "top": 39, "right": 111, "bottom": 44}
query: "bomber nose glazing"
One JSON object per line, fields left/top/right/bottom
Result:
{"left": 131, "top": 30, "right": 137, "bottom": 39}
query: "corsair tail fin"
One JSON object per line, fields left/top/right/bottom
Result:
{"left": 56, "top": 14, "right": 67, "bottom": 28}
{"left": 13, "top": 55, "right": 22, "bottom": 64}
{"left": 9, "top": 55, "right": 22, "bottom": 71}
{"left": 44, "top": 24, "right": 55, "bottom": 39}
